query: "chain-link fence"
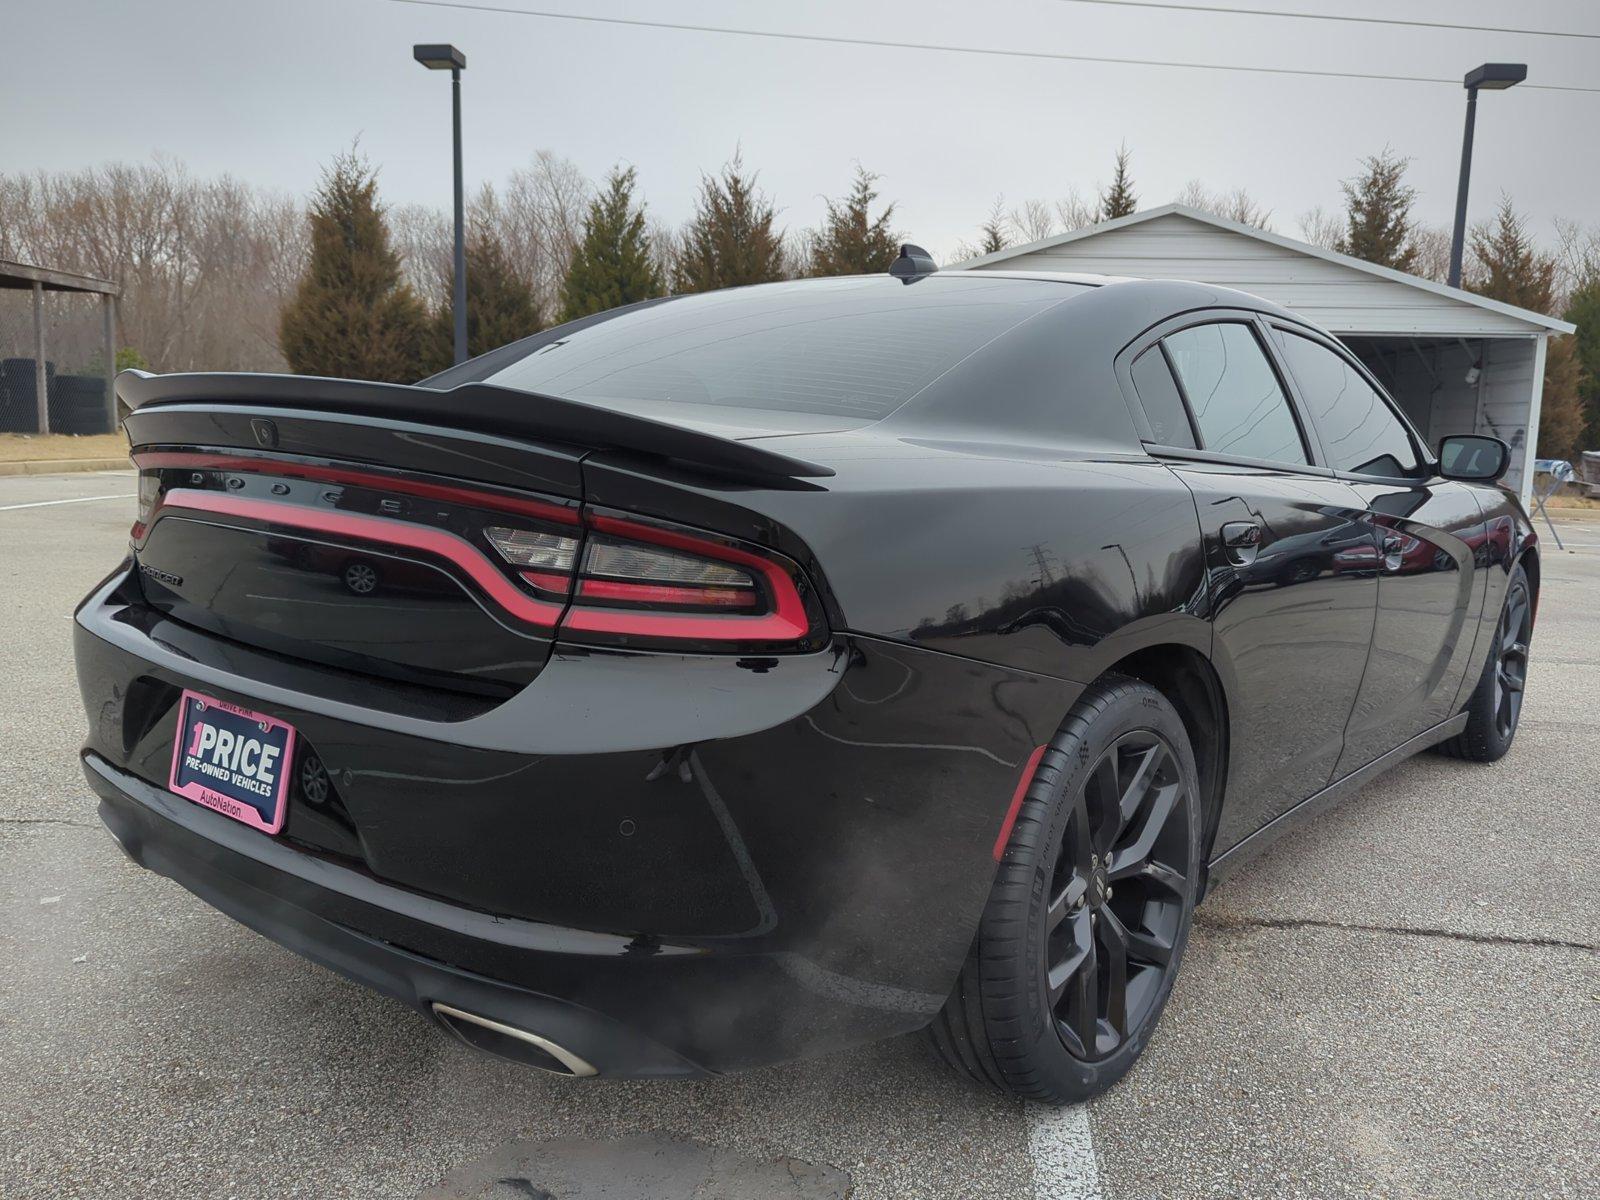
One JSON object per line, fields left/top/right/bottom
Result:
{"left": 0, "top": 271, "right": 118, "bottom": 436}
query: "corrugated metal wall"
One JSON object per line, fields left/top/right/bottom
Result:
{"left": 1349, "top": 336, "right": 1538, "bottom": 499}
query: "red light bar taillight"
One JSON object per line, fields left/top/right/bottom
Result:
{"left": 486, "top": 508, "right": 819, "bottom": 649}
{"left": 135, "top": 452, "right": 824, "bottom": 652}
{"left": 132, "top": 474, "right": 161, "bottom": 540}
{"left": 562, "top": 510, "right": 816, "bottom": 647}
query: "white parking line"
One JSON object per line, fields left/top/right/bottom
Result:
{"left": 1028, "top": 1103, "right": 1102, "bottom": 1199}
{"left": 0, "top": 493, "right": 130, "bottom": 512}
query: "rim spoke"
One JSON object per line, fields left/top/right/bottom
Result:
{"left": 1048, "top": 908, "right": 1094, "bottom": 1008}
{"left": 1116, "top": 743, "right": 1163, "bottom": 835}
{"left": 1107, "top": 782, "right": 1180, "bottom": 880}
{"left": 1069, "top": 915, "right": 1100, "bottom": 1054}
{"left": 1114, "top": 914, "right": 1174, "bottom": 966}
{"left": 1138, "top": 859, "right": 1187, "bottom": 897}
{"left": 1504, "top": 594, "right": 1527, "bottom": 641}
{"left": 1090, "top": 755, "right": 1120, "bottom": 852}
{"left": 1068, "top": 786, "right": 1096, "bottom": 876}
{"left": 1047, "top": 876, "right": 1087, "bottom": 933}
{"left": 1099, "top": 910, "right": 1130, "bottom": 1038}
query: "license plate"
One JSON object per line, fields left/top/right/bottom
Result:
{"left": 168, "top": 690, "right": 296, "bottom": 834}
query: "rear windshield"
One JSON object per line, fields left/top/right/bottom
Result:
{"left": 482, "top": 275, "right": 1084, "bottom": 422}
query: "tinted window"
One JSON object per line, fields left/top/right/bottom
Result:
{"left": 1162, "top": 323, "right": 1307, "bottom": 464}
{"left": 1274, "top": 330, "right": 1419, "bottom": 477}
{"left": 481, "top": 276, "right": 1084, "bottom": 422}
{"left": 1130, "top": 347, "right": 1197, "bottom": 448}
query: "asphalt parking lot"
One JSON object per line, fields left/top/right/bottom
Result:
{"left": 3, "top": 469, "right": 1596, "bottom": 1200}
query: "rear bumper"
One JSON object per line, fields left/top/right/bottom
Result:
{"left": 87, "top": 753, "right": 702, "bottom": 1077}
{"left": 74, "top": 567, "right": 1082, "bottom": 1074}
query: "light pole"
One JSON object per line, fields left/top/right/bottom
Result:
{"left": 414, "top": 43, "right": 468, "bottom": 364}
{"left": 1448, "top": 62, "right": 1525, "bottom": 289}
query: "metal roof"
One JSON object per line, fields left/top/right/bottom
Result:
{"left": 0, "top": 260, "right": 120, "bottom": 296}
{"left": 951, "top": 204, "right": 1574, "bottom": 338}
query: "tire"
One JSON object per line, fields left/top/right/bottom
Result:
{"left": 926, "top": 676, "right": 1202, "bottom": 1105}
{"left": 1435, "top": 563, "right": 1533, "bottom": 762}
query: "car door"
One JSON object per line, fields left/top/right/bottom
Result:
{"left": 1119, "top": 315, "right": 1380, "bottom": 855}
{"left": 1265, "top": 322, "right": 1488, "bottom": 774}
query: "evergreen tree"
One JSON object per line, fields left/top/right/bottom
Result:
{"left": 280, "top": 150, "right": 430, "bottom": 382}
{"left": 1563, "top": 266, "right": 1600, "bottom": 452}
{"left": 807, "top": 166, "right": 901, "bottom": 276}
{"left": 1337, "top": 150, "right": 1418, "bottom": 272}
{"left": 979, "top": 196, "right": 1009, "bottom": 255}
{"left": 673, "top": 152, "right": 786, "bottom": 293}
{"left": 1536, "top": 336, "right": 1587, "bottom": 460}
{"left": 425, "top": 223, "right": 542, "bottom": 369}
{"left": 1470, "top": 198, "right": 1556, "bottom": 312}
{"left": 1470, "top": 198, "right": 1584, "bottom": 459}
{"left": 559, "top": 166, "right": 664, "bottom": 322}
{"left": 1098, "top": 144, "right": 1138, "bottom": 221}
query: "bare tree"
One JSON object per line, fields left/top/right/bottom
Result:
{"left": 782, "top": 226, "right": 817, "bottom": 280}
{"left": 1297, "top": 205, "right": 1345, "bottom": 251}
{"left": 1054, "top": 188, "right": 1097, "bottom": 233}
{"left": 1175, "top": 181, "right": 1273, "bottom": 230}
{"left": 389, "top": 202, "right": 453, "bottom": 312}
{"left": 949, "top": 195, "right": 1010, "bottom": 264}
{"left": 1553, "top": 217, "right": 1600, "bottom": 305}
{"left": 1409, "top": 226, "right": 1453, "bottom": 284}
{"left": 501, "top": 150, "right": 591, "bottom": 315}
{"left": 0, "top": 158, "right": 309, "bottom": 373}
{"left": 646, "top": 215, "right": 682, "bottom": 293}
{"left": 1007, "top": 197, "right": 1058, "bottom": 245}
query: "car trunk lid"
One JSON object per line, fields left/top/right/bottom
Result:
{"left": 121, "top": 372, "right": 832, "bottom": 699}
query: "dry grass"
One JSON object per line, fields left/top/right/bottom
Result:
{"left": 1546, "top": 493, "right": 1600, "bottom": 511}
{"left": 0, "top": 433, "right": 129, "bottom": 463}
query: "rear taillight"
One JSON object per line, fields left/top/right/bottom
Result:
{"left": 134, "top": 451, "right": 823, "bottom": 652}
{"left": 483, "top": 525, "right": 582, "bottom": 597}
{"left": 483, "top": 509, "right": 819, "bottom": 650}
{"left": 562, "top": 512, "right": 815, "bottom": 647}
{"left": 132, "top": 473, "right": 161, "bottom": 539}
{"left": 577, "top": 536, "right": 759, "bottom": 610}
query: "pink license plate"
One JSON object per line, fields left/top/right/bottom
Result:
{"left": 168, "top": 690, "right": 296, "bottom": 834}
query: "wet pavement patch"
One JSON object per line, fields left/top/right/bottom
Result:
{"left": 417, "top": 1135, "right": 852, "bottom": 1199}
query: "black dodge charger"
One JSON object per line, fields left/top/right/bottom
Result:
{"left": 74, "top": 255, "right": 1537, "bottom": 1103}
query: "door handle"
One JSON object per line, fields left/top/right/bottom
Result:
{"left": 1221, "top": 521, "right": 1262, "bottom": 565}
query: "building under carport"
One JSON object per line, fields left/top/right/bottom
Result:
{"left": 953, "top": 204, "right": 1576, "bottom": 506}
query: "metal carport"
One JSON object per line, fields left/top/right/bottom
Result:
{"left": 0, "top": 260, "right": 120, "bottom": 435}
{"left": 954, "top": 204, "right": 1576, "bottom": 507}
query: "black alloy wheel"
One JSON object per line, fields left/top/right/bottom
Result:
{"left": 1491, "top": 577, "right": 1531, "bottom": 741}
{"left": 927, "top": 676, "right": 1202, "bottom": 1104}
{"left": 1437, "top": 562, "right": 1534, "bottom": 763}
{"left": 1046, "top": 731, "right": 1192, "bottom": 1062}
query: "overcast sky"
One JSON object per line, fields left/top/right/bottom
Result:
{"left": 5, "top": 0, "right": 1597, "bottom": 258}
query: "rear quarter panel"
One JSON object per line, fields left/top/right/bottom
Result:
{"left": 584, "top": 441, "right": 1210, "bottom": 685}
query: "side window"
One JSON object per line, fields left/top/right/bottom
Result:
{"left": 1129, "top": 347, "right": 1197, "bottom": 448}
{"left": 1162, "top": 323, "right": 1308, "bottom": 465}
{"left": 1273, "top": 330, "right": 1420, "bottom": 478}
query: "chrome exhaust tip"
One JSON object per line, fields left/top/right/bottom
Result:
{"left": 430, "top": 1002, "right": 599, "bottom": 1077}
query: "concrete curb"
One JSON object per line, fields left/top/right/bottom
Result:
{"left": 0, "top": 457, "right": 130, "bottom": 477}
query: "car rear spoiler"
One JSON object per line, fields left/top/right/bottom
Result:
{"left": 116, "top": 370, "right": 836, "bottom": 482}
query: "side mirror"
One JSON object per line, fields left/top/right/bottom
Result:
{"left": 1437, "top": 434, "right": 1510, "bottom": 482}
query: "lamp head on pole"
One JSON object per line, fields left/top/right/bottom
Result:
{"left": 1463, "top": 63, "right": 1526, "bottom": 91}
{"left": 413, "top": 43, "right": 466, "bottom": 71}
